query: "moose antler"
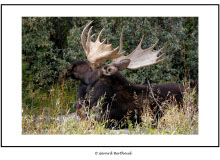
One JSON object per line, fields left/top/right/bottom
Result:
{"left": 112, "top": 27, "right": 165, "bottom": 70}
{"left": 81, "top": 21, "right": 165, "bottom": 70}
{"left": 81, "top": 21, "right": 125, "bottom": 67}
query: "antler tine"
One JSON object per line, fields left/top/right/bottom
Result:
{"left": 107, "top": 37, "right": 110, "bottom": 44}
{"left": 86, "top": 26, "right": 93, "bottom": 55}
{"left": 147, "top": 40, "right": 159, "bottom": 51}
{"left": 81, "top": 21, "right": 93, "bottom": 53}
{"left": 87, "top": 26, "right": 93, "bottom": 42}
{"left": 91, "top": 34, "right": 95, "bottom": 40}
{"left": 101, "top": 38, "right": 107, "bottom": 44}
{"left": 119, "top": 26, "right": 125, "bottom": 54}
{"left": 158, "top": 50, "right": 165, "bottom": 59}
{"left": 96, "top": 28, "right": 104, "bottom": 42}
{"left": 137, "top": 35, "right": 144, "bottom": 49}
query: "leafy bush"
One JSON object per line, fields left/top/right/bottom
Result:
{"left": 22, "top": 17, "right": 198, "bottom": 109}
{"left": 23, "top": 17, "right": 198, "bottom": 86}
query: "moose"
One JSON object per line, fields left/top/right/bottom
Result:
{"left": 66, "top": 21, "right": 184, "bottom": 128}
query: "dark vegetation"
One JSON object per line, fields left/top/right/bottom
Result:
{"left": 22, "top": 17, "right": 198, "bottom": 133}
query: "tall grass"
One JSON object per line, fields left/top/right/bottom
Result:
{"left": 22, "top": 82, "right": 198, "bottom": 135}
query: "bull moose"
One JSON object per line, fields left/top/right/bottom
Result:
{"left": 66, "top": 21, "right": 184, "bottom": 128}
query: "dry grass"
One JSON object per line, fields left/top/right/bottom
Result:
{"left": 22, "top": 83, "right": 198, "bottom": 135}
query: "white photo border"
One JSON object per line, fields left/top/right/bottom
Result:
{"left": 1, "top": 4, "right": 219, "bottom": 147}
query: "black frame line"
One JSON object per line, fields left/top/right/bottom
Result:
{"left": 1, "top": 4, "right": 219, "bottom": 148}
{"left": 0, "top": 4, "right": 219, "bottom": 6}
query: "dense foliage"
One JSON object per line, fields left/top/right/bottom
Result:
{"left": 22, "top": 17, "right": 198, "bottom": 108}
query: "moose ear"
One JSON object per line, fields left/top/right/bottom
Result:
{"left": 102, "top": 59, "right": 130, "bottom": 76}
{"left": 115, "top": 59, "right": 131, "bottom": 71}
{"left": 101, "top": 65, "right": 118, "bottom": 76}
